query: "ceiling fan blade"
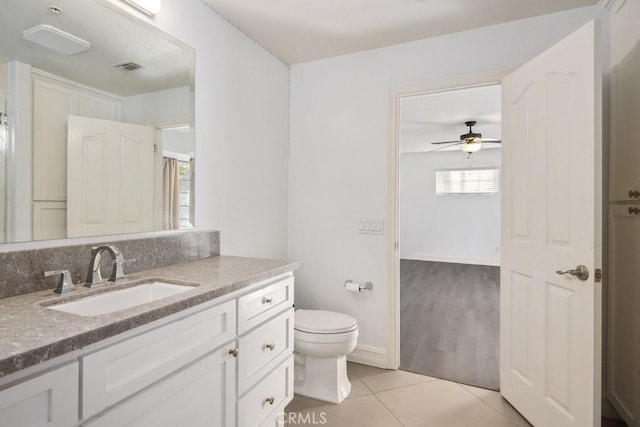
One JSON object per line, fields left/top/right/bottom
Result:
{"left": 480, "top": 138, "right": 501, "bottom": 143}
{"left": 430, "top": 140, "right": 462, "bottom": 145}
{"left": 430, "top": 142, "right": 463, "bottom": 152}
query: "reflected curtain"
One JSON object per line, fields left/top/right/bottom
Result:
{"left": 163, "top": 157, "right": 180, "bottom": 230}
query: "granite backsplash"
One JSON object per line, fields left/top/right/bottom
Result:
{"left": 0, "top": 230, "right": 220, "bottom": 299}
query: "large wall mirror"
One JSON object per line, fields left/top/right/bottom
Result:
{"left": 0, "top": 0, "right": 195, "bottom": 244}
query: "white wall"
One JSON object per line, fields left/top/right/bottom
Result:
{"left": 400, "top": 149, "right": 501, "bottom": 266}
{"left": 121, "top": 86, "right": 193, "bottom": 126}
{"left": 106, "top": 0, "right": 291, "bottom": 259}
{"left": 289, "top": 6, "right": 607, "bottom": 358}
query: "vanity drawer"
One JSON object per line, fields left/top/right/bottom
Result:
{"left": 238, "top": 275, "right": 294, "bottom": 334}
{"left": 81, "top": 300, "right": 236, "bottom": 419}
{"left": 238, "top": 308, "right": 294, "bottom": 394}
{"left": 237, "top": 355, "right": 294, "bottom": 427}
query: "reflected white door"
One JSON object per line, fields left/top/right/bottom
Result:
{"left": 500, "top": 21, "right": 602, "bottom": 427}
{"left": 67, "top": 116, "right": 154, "bottom": 238}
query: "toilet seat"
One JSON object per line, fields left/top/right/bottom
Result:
{"left": 295, "top": 328, "right": 359, "bottom": 344}
{"left": 294, "top": 309, "right": 357, "bottom": 334}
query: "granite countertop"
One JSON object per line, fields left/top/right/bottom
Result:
{"left": 0, "top": 255, "right": 298, "bottom": 378}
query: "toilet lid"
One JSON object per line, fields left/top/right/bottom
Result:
{"left": 294, "top": 309, "right": 358, "bottom": 334}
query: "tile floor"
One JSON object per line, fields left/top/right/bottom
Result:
{"left": 286, "top": 362, "right": 629, "bottom": 426}
{"left": 285, "top": 362, "right": 532, "bottom": 426}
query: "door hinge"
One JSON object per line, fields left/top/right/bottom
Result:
{"left": 595, "top": 268, "right": 602, "bottom": 283}
{"left": 153, "top": 143, "right": 158, "bottom": 154}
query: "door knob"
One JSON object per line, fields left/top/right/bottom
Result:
{"left": 555, "top": 265, "right": 589, "bottom": 281}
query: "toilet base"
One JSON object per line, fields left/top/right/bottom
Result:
{"left": 294, "top": 353, "right": 351, "bottom": 404}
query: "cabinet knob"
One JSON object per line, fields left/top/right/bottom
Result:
{"left": 629, "top": 190, "right": 640, "bottom": 198}
{"left": 265, "top": 396, "right": 275, "bottom": 405}
{"left": 263, "top": 297, "right": 274, "bottom": 305}
{"left": 265, "top": 343, "right": 275, "bottom": 351}
{"left": 629, "top": 207, "right": 640, "bottom": 215}
{"left": 228, "top": 348, "right": 239, "bottom": 357}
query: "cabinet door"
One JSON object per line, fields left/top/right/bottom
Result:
{"left": 33, "top": 78, "right": 77, "bottom": 201}
{"left": 608, "top": 205, "right": 640, "bottom": 426}
{"left": 609, "top": 0, "right": 640, "bottom": 202}
{"left": 33, "top": 201, "right": 67, "bottom": 240}
{"left": 84, "top": 347, "right": 236, "bottom": 427}
{"left": 82, "top": 300, "right": 236, "bottom": 419}
{"left": 79, "top": 93, "right": 120, "bottom": 121}
{"left": 0, "top": 362, "right": 78, "bottom": 427}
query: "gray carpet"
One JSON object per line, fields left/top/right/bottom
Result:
{"left": 400, "top": 259, "right": 500, "bottom": 390}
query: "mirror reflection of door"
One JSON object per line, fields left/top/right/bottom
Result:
{"left": 67, "top": 116, "right": 154, "bottom": 238}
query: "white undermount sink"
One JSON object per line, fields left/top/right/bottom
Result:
{"left": 47, "top": 282, "right": 195, "bottom": 316}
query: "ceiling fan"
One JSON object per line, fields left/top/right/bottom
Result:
{"left": 430, "top": 121, "right": 501, "bottom": 153}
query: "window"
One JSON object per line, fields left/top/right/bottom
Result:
{"left": 177, "top": 160, "right": 193, "bottom": 229}
{"left": 435, "top": 168, "right": 500, "bottom": 195}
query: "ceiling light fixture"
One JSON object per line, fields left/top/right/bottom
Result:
{"left": 460, "top": 140, "right": 482, "bottom": 153}
{"left": 459, "top": 121, "right": 483, "bottom": 154}
{"left": 22, "top": 25, "right": 91, "bottom": 55}
{"left": 121, "top": 0, "right": 161, "bottom": 16}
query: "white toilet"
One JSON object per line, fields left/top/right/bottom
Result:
{"left": 294, "top": 309, "right": 359, "bottom": 403}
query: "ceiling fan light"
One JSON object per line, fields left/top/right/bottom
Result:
{"left": 461, "top": 141, "right": 482, "bottom": 153}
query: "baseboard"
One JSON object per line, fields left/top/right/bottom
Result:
{"left": 602, "top": 396, "right": 623, "bottom": 420}
{"left": 607, "top": 391, "right": 633, "bottom": 425}
{"left": 347, "top": 344, "right": 386, "bottom": 369}
{"left": 400, "top": 253, "right": 500, "bottom": 267}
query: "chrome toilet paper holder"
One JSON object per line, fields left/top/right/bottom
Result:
{"left": 345, "top": 280, "right": 373, "bottom": 291}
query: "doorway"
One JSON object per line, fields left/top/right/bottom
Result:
{"left": 397, "top": 84, "right": 502, "bottom": 390}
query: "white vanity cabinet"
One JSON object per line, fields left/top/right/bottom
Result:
{"left": 0, "top": 362, "right": 78, "bottom": 427}
{"left": 0, "top": 272, "right": 295, "bottom": 427}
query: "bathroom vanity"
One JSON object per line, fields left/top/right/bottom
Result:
{"left": 0, "top": 233, "right": 297, "bottom": 427}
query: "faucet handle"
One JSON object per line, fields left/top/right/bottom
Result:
{"left": 44, "top": 270, "right": 76, "bottom": 294}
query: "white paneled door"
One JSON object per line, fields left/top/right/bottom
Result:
{"left": 500, "top": 21, "right": 602, "bottom": 427}
{"left": 67, "top": 116, "right": 155, "bottom": 238}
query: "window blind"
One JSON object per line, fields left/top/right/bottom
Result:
{"left": 435, "top": 168, "right": 500, "bottom": 195}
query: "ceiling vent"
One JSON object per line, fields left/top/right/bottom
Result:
{"left": 113, "top": 62, "right": 142, "bottom": 72}
{"left": 22, "top": 25, "right": 91, "bottom": 55}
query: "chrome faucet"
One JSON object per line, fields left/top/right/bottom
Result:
{"left": 85, "top": 245, "right": 125, "bottom": 288}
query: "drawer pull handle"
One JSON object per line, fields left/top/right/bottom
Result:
{"left": 228, "top": 348, "right": 239, "bottom": 357}
{"left": 265, "top": 343, "right": 275, "bottom": 351}
{"left": 265, "top": 396, "right": 275, "bottom": 405}
{"left": 263, "top": 297, "right": 274, "bottom": 305}
{"left": 629, "top": 207, "right": 640, "bottom": 215}
{"left": 630, "top": 190, "right": 640, "bottom": 198}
